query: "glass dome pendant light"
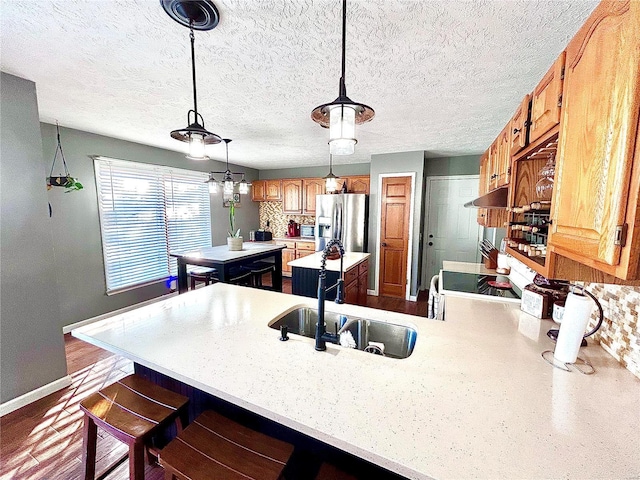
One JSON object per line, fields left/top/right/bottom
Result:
{"left": 311, "top": 0, "right": 375, "bottom": 155}
{"left": 324, "top": 154, "right": 338, "bottom": 192}
{"left": 162, "top": 0, "right": 222, "bottom": 160}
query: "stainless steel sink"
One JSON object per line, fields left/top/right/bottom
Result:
{"left": 269, "top": 307, "right": 417, "bottom": 359}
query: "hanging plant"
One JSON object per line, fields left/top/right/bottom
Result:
{"left": 47, "top": 122, "right": 83, "bottom": 193}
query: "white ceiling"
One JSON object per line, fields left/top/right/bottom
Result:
{"left": 1, "top": 0, "right": 598, "bottom": 170}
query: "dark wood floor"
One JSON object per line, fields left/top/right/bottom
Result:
{"left": 0, "top": 281, "right": 427, "bottom": 480}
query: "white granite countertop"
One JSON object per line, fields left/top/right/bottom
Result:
{"left": 288, "top": 252, "right": 370, "bottom": 272}
{"left": 72, "top": 284, "right": 639, "bottom": 479}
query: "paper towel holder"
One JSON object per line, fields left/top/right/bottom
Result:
{"left": 546, "top": 285, "right": 604, "bottom": 345}
{"left": 542, "top": 284, "right": 603, "bottom": 374}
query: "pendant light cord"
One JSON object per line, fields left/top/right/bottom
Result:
{"left": 339, "top": 0, "right": 347, "bottom": 97}
{"left": 50, "top": 121, "right": 70, "bottom": 178}
{"left": 190, "top": 25, "right": 199, "bottom": 117}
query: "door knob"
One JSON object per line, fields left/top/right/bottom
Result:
{"left": 428, "top": 234, "right": 433, "bottom": 238}
{"left": 381, "top": 242, "right": 387, "bottom": 247}
{"left": 428, "top": 242, "right": 433, "bottom": 246}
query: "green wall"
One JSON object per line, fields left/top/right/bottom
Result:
{"left": 424, "top": 154, "right": 480, "bottom": 176}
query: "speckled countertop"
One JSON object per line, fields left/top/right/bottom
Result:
{"left": 72, "top": 284, "right": 639, "bottom": 479}
{"left": 288, "top": 252, "right": 370, "bottom": 272}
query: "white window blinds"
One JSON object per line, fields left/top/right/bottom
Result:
{"left": 94, "top": 157, "right": 211, "bottom": 293}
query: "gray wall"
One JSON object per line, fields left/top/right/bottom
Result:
{"left": 424, "top": 154, "right": 480, "bottom": 176}
{"left": 369, "top": 151, "right": 425, "bottom": 297}
{"left": 40, "top": 124, "right": 260, "bottom": 327}
{"left": 1, "top": 73, "right": 68, "bottom": 403}
{"left": 259, "top": 163, "right": 369, "bottom": 180}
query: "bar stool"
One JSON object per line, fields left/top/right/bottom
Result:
{"left": 315, "top": 463, "right": 358, "bottom": 480}
{"left": 80, "top": 374, "right": 189, "bottom": 480}
{"left": 159, "top": 410, "right": 294, "bottom": 480}
{"left": 242, "top": 261, "right": 276, "bottom": 288}
{"left": 227, "top": 267, "right": 253, "bottom": 286}
{"left": 187, "top": 266, "right": 218, "bottom": 290}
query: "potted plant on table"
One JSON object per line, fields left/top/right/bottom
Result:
{"left": 227, "top": 200, "right": 243, "bottom": 251}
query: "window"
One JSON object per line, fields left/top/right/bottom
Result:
{"left": 94, "top": 157, "right": 211, "bottom": 293}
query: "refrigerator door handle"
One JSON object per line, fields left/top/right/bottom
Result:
{"left": 334, "top": 203, "right": 343, "bottom": 241}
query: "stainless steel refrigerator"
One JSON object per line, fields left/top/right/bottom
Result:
{"left": 314, "top": 194, "right": 368, "bottom": 252}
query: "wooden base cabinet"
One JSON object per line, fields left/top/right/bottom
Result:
{"left": 549, "top": 0, "right": 640, "bottom": 281}
{"left": 344, "top": 260, "right": 368, "bottom": 306}
{"left": 278, "top": 240, "right": 315, "bottom": 277}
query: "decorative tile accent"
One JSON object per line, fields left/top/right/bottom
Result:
{"left": 258, "top": 202, "right": 315, "bottom": 238}
{"left": 583, "top": 284, "right": 640, "bottom": 379}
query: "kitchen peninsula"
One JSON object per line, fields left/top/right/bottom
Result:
{"left": 72, "top": 283, "right": 639, "bottom": 479}
{"left": 288, "top": 252, "right": 370, "bottom": 304}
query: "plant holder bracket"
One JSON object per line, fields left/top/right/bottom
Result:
{"left": 48, "top": 122, "right": 71, "bottom": 187}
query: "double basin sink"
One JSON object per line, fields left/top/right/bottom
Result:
{"left": 269, "top": 307, "right": 417, "bottom": 359}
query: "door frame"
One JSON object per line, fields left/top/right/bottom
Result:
{"left": 421, "top": 174, "right": 483, "bottom": 288}
{"left": 374, "top": 172, "right": 416, "bottom": 301}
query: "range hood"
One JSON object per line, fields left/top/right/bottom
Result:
{"left": 464, "top": 186, "right": 508, "bottom": 209}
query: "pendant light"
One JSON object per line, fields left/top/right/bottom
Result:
{"left": 324, "top": 154, "right": 338, "bottom": 192}
{"left": 311, "top": 0, "right": 374, "bottom": 155}
{"left": 205, "top": 139, "right": 251, "bottom": 195}
{"left": 162, "top": 0, "right": 222, "bottom": 160}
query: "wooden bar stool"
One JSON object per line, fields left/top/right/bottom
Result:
{"left": 188, "top": 267, "right": 218, "bottom": 290}
{"left": 80, "top": 374, "right": 189, "bottom": 480}
{"left": 315, "top": 462, "right": 358, "bottom": 480}
{"left": 159, "top": 410, "right": 294, "bottom": 480}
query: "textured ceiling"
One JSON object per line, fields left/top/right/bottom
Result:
{"left": 0, "top": 0, "right": 598, "bottom": 170}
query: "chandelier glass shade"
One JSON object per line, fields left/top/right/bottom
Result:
{"left": 323, "top": 154, "right": 339, "bottom": 192}
{"left": 205, "top": 139, "right": 251, "bottom": 195}
{"left": 163, "top": 0, "right": 222, "bottom": 160}
{"left": 311, "top": 0, "right": 374, "bottom": 155}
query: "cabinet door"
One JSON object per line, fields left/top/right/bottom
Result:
{"left": 529, "top": 51, "right": 565, "bottom": 143}
{"left": 551, "top": 0, "right": 640, "bottom": 269}
{"left": 251, "top": 180, "right": 266, "bottom": 202}
{"left": 510, "top": 94, "right": 530, "bottom": 155}
{"left": 265, "top": 180, "right": 282, "bottom": 201}
{"left": 302, "top": 178, "right": 325, "bottom": 215}
{"left": 496, "top": 125, "right": 511, "bottom": 188}
{"left": 488, "top": 139, "right": 500, "bottom": 191}
{"left": 477, "top": 151, "right": 489, "bottom": 226}
{"left": 282, "top": 248, "right": 295, "bottom": 276}
{"left": 344, "top": 279, "right": 359, "bottom": 305}
{"left": 282, "top": 179, "right": 302, "bottom": 214}
{"left": 347, "top": 176, "right": 370, "bottom": 194}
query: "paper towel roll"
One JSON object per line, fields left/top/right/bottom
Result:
{"left": 553, "top": 291, "right": 593, "bottom": 364}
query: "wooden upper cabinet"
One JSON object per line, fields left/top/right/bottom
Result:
{"left": 282, "top": 179, "right": 303, "bottom": 214}
{"left": 302, "top": 178, "right": 324, "bottom": 215}
{"left": 488, "top": 139, "right": 500, "bottom": 190}
{"left": 550, "top": 0, "right": 640, "bottom": 278}
{"left": 251, "top": 180, "right": 266, "bottom": 202}
{"left": 477, "top": 151, "right": 489, "bottom": 226}
{"left": 529, "top": 51, "right": 566, "bottom": 143}
{"left": 496, "top": 125, "right": 511, "bottom": 188}
{"left": 510, "top": 94, "right": 531, "bottom": 155}
{"left": 346, "top": 176, "right": 370, "bottom": 194}
{"left": 265, "top": 180, "right": 282, "bottom": 201}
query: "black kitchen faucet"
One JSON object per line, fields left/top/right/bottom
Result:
{"left": 315, "top": 239, "right": 345, "bottom": 351}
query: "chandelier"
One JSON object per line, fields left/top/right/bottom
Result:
{"left": 162, "top": 0, "right": 222, "bottom": 160}
{"left": 311, "top": 0, "right": 374, "bottom": 155}
{"left": 205, "top": 139, "right": 250, "bottom": 195}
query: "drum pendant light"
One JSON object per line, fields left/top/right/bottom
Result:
{"left": 311, "top": 0, "right": 374, "bottom": 155}
{"left": 162, "top": 0, "right": 222, "bottom": 160}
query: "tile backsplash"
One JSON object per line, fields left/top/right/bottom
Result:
{"left": 258, "top": 201, "right": 315, "bottom": 238}
{"left": 584, "top": 284, "right": 639, "bottom": 379}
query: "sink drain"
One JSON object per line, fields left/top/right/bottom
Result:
{"left": 364, "top": 345, "right": 384, "bottom": 355}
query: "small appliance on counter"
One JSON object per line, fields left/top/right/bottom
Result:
{"left": 300, "top": 225, "right": 314, "bottom": 238}
{"left": 254, "top": 230, "right": 272, "bottom": 241}
{"left": 287, "top": 220, "right": 300, "bottom": 237}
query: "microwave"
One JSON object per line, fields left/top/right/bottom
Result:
{"left": 300, "top": 225, "right": 315, "bottom": 237}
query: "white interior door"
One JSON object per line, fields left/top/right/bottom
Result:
{"left": 423, "top": 176, "right": 483, "bottom": 285}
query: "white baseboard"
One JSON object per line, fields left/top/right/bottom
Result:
{"left": 1, "top": 375, "right": 72, "bottom": 417}
{"left": 409, "top": 295, "right": 418, "bottom": 302}
{"left": 62, "top": 292, "right": 177, "bottom": 334}
{"left": 367, "top": 289, "right": 378, "bottom": 296}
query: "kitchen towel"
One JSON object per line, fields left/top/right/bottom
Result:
{"left": 553, "top": 291, "right": 593, "bottom": 364}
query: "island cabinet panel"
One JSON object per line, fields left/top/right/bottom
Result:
{"left": 282, "top": 179, "right": 303, "bottom": 213}
{"left": 510, "top": 94, "right": 531, "bottom": 155}
{"left": 549, "top": 0, "right": 640, "bottom": 279}
{"left": 346, "top": 176, "right": 370, "bottom": 195}
{"left": 344, "top": 277, "right": 359, "bottom": 305}
{"left": 529, "top": 51, "right": 565, "bottom": 144}
{"left": 265, "top": 180, "right": 282, "bottom": 201}
{"left": 251, "top": 180, "right": 266, "bottom": 202}
{"left": 281, "top": 248, "right": 296, "bottom": 276}
{"left": 302, "top": 178, "right": 325, "bottom": 215}
{"left": 357, "top": 260, "right": 369, "bottom": 305}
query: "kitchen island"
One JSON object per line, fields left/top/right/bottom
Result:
{"left": 72, "top": 283, "right": 639, "bottom": 479}
{"left": 288, "top": 252, "right": 370, "bottom": 304}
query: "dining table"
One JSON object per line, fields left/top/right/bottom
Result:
{"left": 170, "top": 243, "right": 285, "bottom": 294}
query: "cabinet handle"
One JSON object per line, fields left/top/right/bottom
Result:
{"left": 381, "top": 242, "right": 387, "bottom": 247}
{"left": 428, "top": 242, "right": 433, "bottom": 246}
{"left": 513, "top": 128, "right": 521, "bottom": 134}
